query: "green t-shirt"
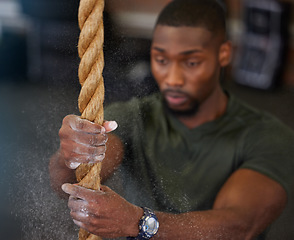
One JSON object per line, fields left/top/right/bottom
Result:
{"left": 105, "top": 93, "right": 294, "bottom": 215}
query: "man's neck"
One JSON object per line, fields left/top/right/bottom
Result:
{"left": 177, "top": 89, "right": 228, "bottom": 129}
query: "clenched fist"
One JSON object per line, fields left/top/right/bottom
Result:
{"left": 59, "top": 115, "right": 118, "bottom": 169}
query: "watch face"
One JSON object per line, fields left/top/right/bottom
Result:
{"left": 143, "top": 216, "right": 159, "bottom": 235}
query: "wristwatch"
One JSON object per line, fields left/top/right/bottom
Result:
{"left": 127, "top": 207, "right": 159, "bottom": 240}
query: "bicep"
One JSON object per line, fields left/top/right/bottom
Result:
{"left": 213, "top": 168, "right": 287, "bottom": 237}
{"left": 101, "top": 133, "right": 124, "bottom": 182}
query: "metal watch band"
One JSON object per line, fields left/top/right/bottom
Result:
{"left": 127, "top": 207, "right": 159, "bottom": 240}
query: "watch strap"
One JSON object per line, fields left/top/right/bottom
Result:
{"left": 127, "top": 207, "right": 159, "bottom": 240}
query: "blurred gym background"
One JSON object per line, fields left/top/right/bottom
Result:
{"left": 0, "top": 0, "right": 293, "bottom": 239}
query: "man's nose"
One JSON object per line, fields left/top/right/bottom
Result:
{"left": 165, "top": 63, "right": 184, "bottom": 87}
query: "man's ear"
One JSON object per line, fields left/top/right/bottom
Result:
{"left": 219, "top": 41, "right": 232, "bottom": 67}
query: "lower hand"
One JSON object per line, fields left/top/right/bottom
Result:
{"left": 62, "top": 183, "right": 143, "bottom": 238}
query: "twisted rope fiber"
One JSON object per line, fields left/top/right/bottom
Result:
{"left": 76, "top": 0, "right": 105, "bottom": 239}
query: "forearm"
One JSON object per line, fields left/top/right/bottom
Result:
{"left": 49, "top": 134, "right": 123, "bottom": 195}
{"left": 151, "top": 169, "right": 287, "bottom": 240}
{"left": 153, "top": 209, "right": 255, "bottom": 240}
{"left": 49, "top": 150, "right": 76, "bottom": 197}
{"left": 100, "top": 133, "right": 124, "bottom": 182}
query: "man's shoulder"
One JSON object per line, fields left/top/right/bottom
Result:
{"left": 229, "top": 94, "right": 294, "bottom": 138}
{"left": 229, "top": 94, "right": 281, "bottom": 126}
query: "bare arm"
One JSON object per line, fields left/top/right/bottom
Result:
{"left": 49, "top": 149, "right": 76, "bottom": 198}
{"left": 153, "top": 169, "right": 287, "bottom": 240}
{"left": 100, "top": 133, "right": 124, "bottom": 182}
{"left": 62, "top": 168, "right": 287, "bottom": 239}
{"left": 49, "top": 115, "right": 124, "bottom": 197}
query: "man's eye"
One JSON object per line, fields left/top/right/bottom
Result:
{"left": 187, "top": 60, "right": 200, "bottom": 67}
{"left": 155, "top": 57, "right": 167, "bottom": 65}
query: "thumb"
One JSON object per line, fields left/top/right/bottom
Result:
{"left": 103, "top": 121, "right": 118, "bottom": 133}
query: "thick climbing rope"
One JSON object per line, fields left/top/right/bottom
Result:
{"left": 75, "top": 0, "right": 105, "bottom": 239}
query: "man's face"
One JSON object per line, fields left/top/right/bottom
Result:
{"left": 151, "top": 25, "right": 228, "bottom": 116}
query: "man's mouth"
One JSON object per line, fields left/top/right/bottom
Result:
{"left": 164, "top": 91, "right": 188, "bottom": 107}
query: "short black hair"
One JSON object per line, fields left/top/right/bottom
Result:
{"left": 156, "top": 0, "right": 226, "bottom": 37}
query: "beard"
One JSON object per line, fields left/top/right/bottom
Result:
{"left": 161, "top": 89, "right": 200, "bottom": 117}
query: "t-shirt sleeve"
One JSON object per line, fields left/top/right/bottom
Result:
{"left": 239, "top": 115, "right": 294, "bottom": 196}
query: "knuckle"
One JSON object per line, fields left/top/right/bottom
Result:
{"left": 68, "top": 198, "right": 74, "bottom": 208}
{"left": 87, "top": 146, "right": 96, "bottom": 155}
{"left": 90, "top": 134, "right": 107, "bottom": 146}
{"left": 77, "top": 119, "right": 85, "bottom": 130}
{"left": 59, "top": 126, "right": 72, "bottom": 140}
{"left": 101, "top": 145, "right": 107, "bottom": 153}
{"left": 63, "top": 115, "right": 75, "bottom": 127}
{"left": 89, "top": 145, "right": 106, "bottom": 156}
{"left": 89, "top": 135, "right": 99, "bottom": 146}
{"left": 94, "top": 153, "right": 105, "bottom": 162}
{"left": 68, "top": 116, "right": 86, "bottom": 131}
{"left": 101, "top": 134, "right": 108, "bottom": 143}
{"left": 58, "top": 127, "right": 65, "bottom": 138}
{"left": 62, "top": 116, "right": 69, "bottom": 125}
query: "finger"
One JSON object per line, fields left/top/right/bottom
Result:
{"left": 68, "top": 196, "right": 90, "bottom": 217}
{"left": 61, "top": 143, "right": 105, "bottom": 169}
{"left": 73, "top": 219, "right": 85, "bottom": 229}
{"left": 59, "top": 120, "right": 108, "bottom": 147}
{"left": 103, "top": 121, "right": 118, "bottom": 133}
{"left": 72, "top": 142, "right": 107, "bottom": 156}
{"left": 62, "top": 184, "right": 95, "bottom": 200}
{"left": 68, "top": 162, "right": 81, "bottom": 169}
{"left": 64, "top": 115, "right": 105, "bottom": 134}
{"left": 61, "top": 140, "right": 106, "bottom": 159}
{"left": 65, "top": 153, "right": 105, "bottom": 169}
{"left": 71, "top": 209, "right": 90, "bottom": 222}
{"left": 73, "top": 131, "right": 108, "bottom": 147}
{"left": 68, "top": 196, "right": 88, "bottom": 211}
{"left": 69, "top": 196, "right": 103, "bottom": 222}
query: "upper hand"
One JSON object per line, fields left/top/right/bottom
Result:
{"left": 62, "top": 183, "right": 142, "bottom": 238}
{"left": 59, "top": 115, "right": 118, "bottom": 169}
